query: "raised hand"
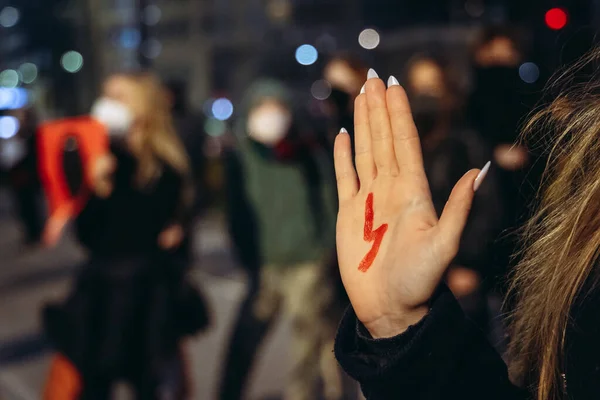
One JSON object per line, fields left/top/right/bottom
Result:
{"left": 334, "top": 70, "right": 489, "bottom": 338}
{"left": 158, "top": 224, "right": 185, "bottom": 250}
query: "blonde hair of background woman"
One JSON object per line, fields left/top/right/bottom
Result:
{"left": 115, "top": 72, "right": 193, "bottom": 209}
{"left": 507, "top": 49, "right": 600, "bottom": 399}
{"left": 119, "top": 72, "right": 190, "bottom": 182}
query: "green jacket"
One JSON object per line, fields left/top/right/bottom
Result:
{"left": 226, "top": 80, "right": 337, "bottom": 267}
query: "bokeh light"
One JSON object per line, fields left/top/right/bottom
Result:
{"left": 61, "top": 51, "right": 84, "bottom": 73}
{"left": 204, "top": 118, "right": 227, "bottom": 137}
{"left": 0, "top": 89, "right": 14, "bottom": 109}
{"left": 519, "top": 62, "right": 540, "bottom": 84}
{"left": 0, "top": 88, "right": 28, "bottom": 110}
{"left": 0, "top": 116, "right": 20, "bottom": 139}
{"left": 142, "top": 5, "right": 162, "bottom": 25}
{"left": 545, "top": 8, "right": 568, "bottom": 30}
{"left": 142, "top": 39, "right": 162, "bottom": 59}
{"left": 212, "top": 98, "right": 234, "bottom": 121}
{"left": 19, "top": 63, "right": 38, "bottom": 84}
{"left": 295, "top": 44, "right": 318, "bottom": 66}
{"left": 0, "top": 70, "right": 19, "bottom": 88}
{"left": 0, "top": 138, "right": 25, "bottom": 169}
{"left": 203, "top": 98, "right": 216, "bottom": 117}
{"left": 358, "top": 29, "right": 380, "bottom": 50}
{"left": 311, "top": 80, "right": 332, "bottom": 100}
{"left": 0, "top": 6, "right": 20, "bottom": 28}
{"left": 120, "top": 28, "right": 142, "bottom": 49}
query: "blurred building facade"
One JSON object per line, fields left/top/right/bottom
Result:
{"left": 91, "top": 0, "right": 365, "bottom": 110}
{"left": 0, "top": 0, "right": 597, "bottom": 117}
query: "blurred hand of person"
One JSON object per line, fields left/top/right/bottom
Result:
{"left": 446, "top": 266, "right": 481, "bottom": 298}
{"left": 90, "top": 153, "right": 116, "bottom": 198}
{"left": 325, "top": 60, "right": 362, "bottom": 95}
{"left": 334, "top": 72, "right": 487, "bottom": 339}
{"left": 158, "top": 224, "right": 184, "bottom": 250}
{"left": 42, "top": 214, "right": 69, "bottom": 247}
{"left": 494, "top": 144, "right": 528, "bottom": 171}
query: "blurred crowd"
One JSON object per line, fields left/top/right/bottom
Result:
{"left": 0, "top": 25, "right": 542, "bottom": 400}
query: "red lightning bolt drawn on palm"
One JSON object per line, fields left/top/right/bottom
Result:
{"left": 358, "top": 193, "right": 388, "bottom": 272}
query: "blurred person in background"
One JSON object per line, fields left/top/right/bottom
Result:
{"left": 219, "top": 79, "right": 343, "bottom": 400}
{"left": 7, "top": 106, "right": 44, "bottom": 246}
{"left": 467, "top": 27, "right": 536, "bottom": 287}
{"left": 323, "top": 54, "right": 369, "bottom": 153}
{"left": 43, "top": 72, "right": 209, "bottom": 399}
{"left": 166, "top": 80, "right": 209, "bottom": 215}
{"left": 404, "top": 56, "right": 504, "bottom": 333}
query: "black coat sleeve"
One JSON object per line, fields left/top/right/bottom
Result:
{"left": 334, "top": 286, "right": 530, "bottom": 400}
{"left": 223, "top": 149, "right": 261, "bottom": 271}
{"left": 75, "top": 145, "right": 185, "bottom": 253}
{"left": 74, "top": 145, "right": 136, "bottom": 249}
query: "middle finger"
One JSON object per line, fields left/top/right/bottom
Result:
{"left": 365, "top": 70, "right": 399, "bottom": 177}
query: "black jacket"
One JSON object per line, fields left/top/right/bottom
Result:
{"left": 334, "top": 284, "right": 600, "bottom": 399}
{"left": 44, "top": 145, "right": 208, "bottom": 382}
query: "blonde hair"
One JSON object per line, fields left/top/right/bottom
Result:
{"left": 507, "top": 49, "right": 600, "bottom": 399}
{"left": 115, "top": 72, "right": 190, "bottom": 182}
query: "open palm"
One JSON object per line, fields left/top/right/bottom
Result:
{"left": 334, "top": 71, "right": 488, "bottom": 338}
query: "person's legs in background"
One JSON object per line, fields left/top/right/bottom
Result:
{"left": 283, "top": 262, "right": 343, "bottom": 400}
{"left": 218, "top": 266, "right": 283, "bottom": 400}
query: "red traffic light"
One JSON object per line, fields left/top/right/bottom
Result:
{"left": 545, "top": 8, "right": 568, "bottom": 30}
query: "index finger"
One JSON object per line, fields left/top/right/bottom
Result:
{"left": 386, "top": 80, "right": 426, "bottom": 177}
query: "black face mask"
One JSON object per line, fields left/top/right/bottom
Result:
{"left": 471, "top": 66, "right": 524, "bottom": 143}
{"left": 411, "top": 95, "right": 444, "bottom": 138}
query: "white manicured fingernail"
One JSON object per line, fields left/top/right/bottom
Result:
{"left": 388, "top": 76, "right": 399, "bottom": 87}
{"left": 360, "top": 84, "right": 365, "bottom": 94}
{"left": 473, "top": 161, "right": 491, "bottom": 192}
{"left": 367, "top": 68, "right": 379, "bottom": 79}
{"left": 339, "top": 127, "right": 348, "bottom": 134}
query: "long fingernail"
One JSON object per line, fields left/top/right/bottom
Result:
{"left": 367, "top": 68, "right": 379, "bottom": 79}
{"left": 387, "top": 76, "right": 399, "bottom": 87}
{"left": 360, "top": 84, "right": 365, "bottom": 94}
{"left": 339, "top": 127, "right": 348, "bottom": 135}
{"left": 473, "top": 161, "right": 491, "bottom": 192}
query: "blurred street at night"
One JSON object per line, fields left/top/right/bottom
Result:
{"left": 0, "top": 189, "right": 297, "bottom": 400}
{"left": 0, "top": 0, "right": 598, "bottom": 398}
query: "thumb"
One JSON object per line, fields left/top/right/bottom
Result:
{"left": 437, "top": 163, "right": 489, "bottom": 258}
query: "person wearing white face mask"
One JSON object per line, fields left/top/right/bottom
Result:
{"left": 43, "top": 72, "right": 208, "bottom": 400}
{"left": 218, "top": 80, "right": 345, "bottom": 400}
{"left": 245, "top": 99, "right": 292, "bottom": 145}
{"left": 90, "top": 97, "right": 135, "bottom": 138}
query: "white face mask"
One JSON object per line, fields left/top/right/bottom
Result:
{"left": 91, "top": 97, "right": 133, "bottom": 137}
{"left": 247, "top": 109, "right": 292, "bottom": 145}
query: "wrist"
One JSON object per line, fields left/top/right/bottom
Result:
{"left": 363, "top": 306, "right": 429, "bottom": 339}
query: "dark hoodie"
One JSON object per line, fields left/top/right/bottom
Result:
{"left": 225, "top": 80, "right": 337, "bottom": 268}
